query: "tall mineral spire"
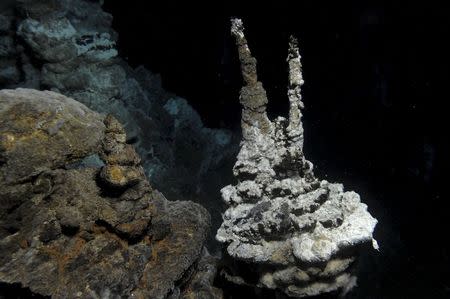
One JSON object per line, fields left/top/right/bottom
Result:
{"left": 230, "top": 18, "right": 272, "bottom": 139}
{"left": 287, "top": 36, "right": 305, "bottom": 144}
{"left": 230, "top": 18, "right": 258, "bottom": 85}
{"left": 217, "top": 19, "right": 378, "bottom": 298}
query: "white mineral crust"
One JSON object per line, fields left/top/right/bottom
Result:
{"left": 216, "top": 18, "right": 378, "bottom": 298}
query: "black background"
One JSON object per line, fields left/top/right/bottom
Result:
{"left": 103, "top": 2, "right": 448, "bottom": 298}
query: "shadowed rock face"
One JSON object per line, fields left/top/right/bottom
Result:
{"left": 0, "top": 88, "right": 215, "bottom": 299}
{"left": 216, "top": 19, "right": 378, "bottom": 298}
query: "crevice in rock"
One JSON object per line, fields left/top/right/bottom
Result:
{"left": 0, "top": 282, "right": 49, "bottom": 299}
{"left": 94, "top": 172, "right": 127, "bottom": 198}
{"left": 126, "top": 135, "right": 138, "bottom": 145}
{"left": 173, "top": 254, "right": 201, "bottom": 293}
{"left": 60, "top": 225, "right": 79, "bottom": 237}
{"left": 4, "top": 226, "right": 19, "bottom": 235}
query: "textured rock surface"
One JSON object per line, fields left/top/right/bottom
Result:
{"left": 216, "top": 19, "right": 378, "bottom": 298}
{"left": 179, "top": 248, "right": 224, "bottom": 299}
{"left": 0, "top": 0, "right": 238, "bottom": 248}
{"left": 0, "top": 89, "right": 212, "bottom": 299}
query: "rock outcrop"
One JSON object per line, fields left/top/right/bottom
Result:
{"left": 0, "top": 88, "right": 213, "bottom": 299}
{"left": 178, "top": 248, "right": 224, "bottom": 299}
{"left": 216, "top": 19, "right": 378, "bottom": 298}
{"left": 0, "top": 0, "right": 238, "bottom": 248}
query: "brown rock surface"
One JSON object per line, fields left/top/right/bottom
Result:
{"left": 0, "top": 88, "right": 211, "bottom": 299}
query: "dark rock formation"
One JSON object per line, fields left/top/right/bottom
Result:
{"left": 216, "top": 19, "right": 378, "bottom": 298}
{"left": 177, "top": 248, "right": 223, "bottom": 299}
{"left": 0, "top": 88, "right": 213, "bottom": 299}
{"left": 0, "top": 0, "right": 238, "bottom": 249}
